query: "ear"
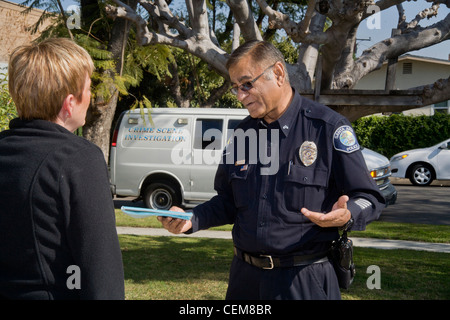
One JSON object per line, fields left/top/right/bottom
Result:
{"left": 273, "top": 62, "right": 286, "bottom": 86}
{"left": 61, "top": 94, "right": 75, "bottom": 118}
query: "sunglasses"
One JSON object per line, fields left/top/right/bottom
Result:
{"left": 230, "top": 63, "right": 276, "bottom": 95}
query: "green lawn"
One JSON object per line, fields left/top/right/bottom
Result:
{"left": 115, "top": 208, "right": 450, "bottom": 300}
{"left": 119, "top": 234, "right": 449, "bottom": 300}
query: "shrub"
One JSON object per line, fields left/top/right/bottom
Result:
{"left": 0, "top": 74, "right": 17, "bottom": 131}
{"left": 353, "top": 113, "right": 450, "bottom": 159}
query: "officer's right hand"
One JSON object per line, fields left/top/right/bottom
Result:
{"left": 301, "top": 195, "right": 351, "bottom": 228}
{"left": 157, "top": 206, "right": 192, "bottom": 234}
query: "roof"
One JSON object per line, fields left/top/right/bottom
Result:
{"left": 397, "top": 54, "right": 450, "bottom": 66}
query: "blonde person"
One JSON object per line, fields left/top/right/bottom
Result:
{"left": 0, "top": 38, "right": 124, "bottom": 299}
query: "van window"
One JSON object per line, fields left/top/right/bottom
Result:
{"left": 194, "top": 119, "right": 223, "bottom": 150}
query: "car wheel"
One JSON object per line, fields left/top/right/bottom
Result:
{"left": 143, "top": 182, "right": 181, "bottom": 210}
{"left": 409, "top": 164, "right": 434, "bottom": 186}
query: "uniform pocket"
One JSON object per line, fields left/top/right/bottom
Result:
{"left": 229, "top": 166, "right": 251, "bottom": 208}
{"left": 284, "top": 165, "right": 329, "bottom": 212}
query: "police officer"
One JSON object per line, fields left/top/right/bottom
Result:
{"left": 159, "top": 40, "right": 385, "bottom": 300}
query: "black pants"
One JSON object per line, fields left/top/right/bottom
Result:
{"left": 225, "top": 256, "right": 341, "bottom": 300}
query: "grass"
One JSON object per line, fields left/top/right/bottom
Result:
{"left": 121, "top": 235, "right": 230, "bottom": 300}
{"left": 351, "top": 221, "right": 450, "bottom": 243}
{"left": 115, "top": 208, "right": 450, "bottom": 300}
{"left": 342, "top": 247, "right": 450, "bottom": 300}
{"left": 115, "top": 209, "right": 450, "bottom": 243}
{"left": 119, "top": 234, "right": 450, "bottom": 300}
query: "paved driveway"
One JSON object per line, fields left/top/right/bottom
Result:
{"left": 379, "top": 179, "right": 450, "bottom": 225}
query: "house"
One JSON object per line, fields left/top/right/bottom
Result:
{"left": 0, "top": 0, "right": 50, "bottom": 72}
{"left": 354, "top": 54, "right": 450, "bottom": 115}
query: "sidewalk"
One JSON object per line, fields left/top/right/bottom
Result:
{"left": 116, "top": 227, "right": 450, "bottom": 253}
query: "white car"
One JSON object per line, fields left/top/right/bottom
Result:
{"left": 390, "top": 138, "right": 450, "bottom": 186}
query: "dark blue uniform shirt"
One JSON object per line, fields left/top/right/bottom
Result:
{"left": 190, "top": 89, "right": 385, "bottom": 256}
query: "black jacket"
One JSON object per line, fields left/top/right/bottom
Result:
{"left": 190, "top": 90, "right": 385, "bottom": 256}
{"left": 0, "top": 119, "right": 124, "bottom": 299}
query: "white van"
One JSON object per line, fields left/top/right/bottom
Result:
{"left": 109, "top": 108, "right": 397, "bottom": 209}
{"left": 110, "top": 108, "right": 248, "bottom": 209}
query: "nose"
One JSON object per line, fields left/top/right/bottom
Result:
{"left": 236, "top": 88, "right": 249, "bottom": 101}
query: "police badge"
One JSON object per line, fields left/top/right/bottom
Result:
{"left": 299, "top": 141, "right": 317, "bottom": 166}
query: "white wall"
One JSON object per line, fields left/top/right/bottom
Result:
{"left": 355, "top": 56, "right": 450, "bottom": 116}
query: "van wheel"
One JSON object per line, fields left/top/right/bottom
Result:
{"left": 143, "top": 183, "right": 181, "bottom": 210}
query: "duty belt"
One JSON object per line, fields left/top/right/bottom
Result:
{"left": 234, "top": 247, "right": 329, "bottom": 270}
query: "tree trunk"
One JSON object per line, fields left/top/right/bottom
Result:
{"left": 168, "top": 59, "right": 192, "bottom": 108}
{"left": 83, "top": 90, "right": 119, "bottom": 162}
{"left": 82, "top": 0, "right": 137, "bottom": 163}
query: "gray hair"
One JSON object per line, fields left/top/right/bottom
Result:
{"left": 226, "top": 40, "right": 289, "bottom": 83}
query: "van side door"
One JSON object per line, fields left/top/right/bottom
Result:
{"left": 189, "top": 118, "right": 224, "bottom": 200}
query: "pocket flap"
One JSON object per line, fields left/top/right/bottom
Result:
{"left": 285, "top": 165, "right": 328, "bottom": 188}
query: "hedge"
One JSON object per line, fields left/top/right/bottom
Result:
{"left": 0, "top": 74, "right": 17, "bottom": 132}
{"left": 352, "top": 113, "right": 450, "bottom": 159}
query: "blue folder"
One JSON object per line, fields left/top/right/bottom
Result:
{"left": 120, "top": 206, "right": 192, "bottom": 220}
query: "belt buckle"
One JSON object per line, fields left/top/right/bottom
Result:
{"left": 260, "top": 255, "right": 274, "bottom": 270}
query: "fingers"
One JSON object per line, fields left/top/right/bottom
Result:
{"left": 332, "top": 195, "right": 349, "bottom": 211}
{"left": 301, "top": 208, "right": 324, "bottom": 222}
{"left": 301, "top": 195, "right": 351, "bottom": 228}
{"left": 170, "top": 206, "right": 185, "bottom": 212}
{"left": 337, "top": 195, "right": 349, "bottom": 209}
{"left": 301, "top": 208, "right": 347, "bottom": 228}
{"left": 157, "top": 216, "right": 190, "bottom": 234}
{"left": 157, "top": 206, "right": 193, "bottom": 234}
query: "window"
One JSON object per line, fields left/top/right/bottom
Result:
{"left": 194, "top": 119, "right": 223, "bottom": 150}
{"left": 434, "top": 101, "right": 449, "bottom": 115}
{"left": 402, "top": 62, "right": 412, "bottom": 74}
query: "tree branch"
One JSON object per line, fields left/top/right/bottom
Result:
{"left": 334, "top": 12, "right": 450, "bottom": 88}
{"left": 254, "top": 0, "right": 328, "bottom": 43}
{"left": 427, "top": 0, "right": 450, "bottom": 8}
{"left": 106, "top": 0, "right": 229, "bottom": 77}
{"left": 398, "top": 3, "right": 440, "bottom": 31}
{"left": 226, "top": 0, "right": 262, "bottom": 41}
{"left": 232, "top": 21, "right": 240, "bottom": 51}
{"left": 290, "top": 12, "right": 326, "bottom": 91}
{"left": 414, "top": 76, "right": 450, "bottom": 107}
{"left": 371, "top": 0, "right": 405, "bottom": 13}
{"left": 396, "top": 3, "right": 406, "bottom": 28}
{"left": 140, "top": 0, "right": 191, "bottom": 37}
{"left": 186, "top": 0, "right": 210, "bottom": 37}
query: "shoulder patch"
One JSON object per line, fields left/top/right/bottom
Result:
{"left": 333, "top": 125, "right": 360, "bottom": 153}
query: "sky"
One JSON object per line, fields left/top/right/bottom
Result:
{"left": 356, "top": 2, "right": 450, "bottom": 60}
{"left": 7, "top": 0, "right": 450, "bottom": 60}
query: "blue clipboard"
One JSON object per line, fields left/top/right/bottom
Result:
{"left": 121, "top": 206, "right": 192, "bottom": 220}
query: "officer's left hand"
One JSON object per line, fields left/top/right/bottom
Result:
{"left": 301, "top": 195, "right": 351, "bottom": 228}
